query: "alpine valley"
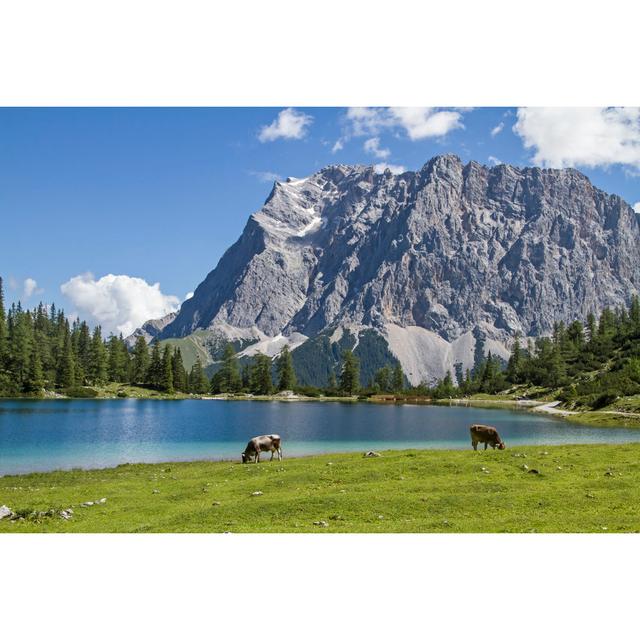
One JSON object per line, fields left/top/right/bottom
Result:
{"left": 145, "top": 155, "right": 640, "bottom": 387}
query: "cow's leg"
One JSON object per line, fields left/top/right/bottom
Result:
{"left": 270, "top": 448, "right": 275, "bottom": 461}
{"left": 278, "top": 447, "right": 283, "bottom": 461}
{"left": 255, "top": 452, "right": 260, "bottom": 463}
{"left": 472, "top": 440, "right": 477, "bottom": 451}
{"left": 484, "top": 442, "right": 488, "bottom": 450}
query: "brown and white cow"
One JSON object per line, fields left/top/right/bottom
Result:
{"left": 470, "top": 424, "right": 505, "bottom": 451}
{"left": 241, "top": 434, "right": 283, "bottom": 463}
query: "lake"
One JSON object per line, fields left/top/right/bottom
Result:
{"left": 1, "top": 399, "right": 640, "bottom": 476}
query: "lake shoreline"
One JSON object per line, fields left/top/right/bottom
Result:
{"left": 3, "top": 390, "right": 640, "bottom": 428}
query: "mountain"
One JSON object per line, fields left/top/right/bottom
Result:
{"left": 125, "top": 312, "right": 177, "bottom": 348}
{"left": 156, "top": 155, "right": 640, "bottom": 386}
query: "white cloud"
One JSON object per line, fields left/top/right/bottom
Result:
{"left": 184, "top": 291, "right": 194, "bottom": 301}
{"left": 258, "top": 108, "right": 313, "bottom": 143}
{"left": 388, "top": 107, "right": 464, "bottom": 140}
{"left": 60, "top": 273, "right": 180, "bottom": 337}
{"left": 490, "top": 122, "right": 504, "bottom": 137}
{"left": 364, "top": 137, "right": 390, "bottom": 159}
{"left": 249, "top": 170, "right": 281, "bottom": 183}
{"left": 373, "top": 163, "right": 406, "bottom": 175}
{"left": 513, "top": 107, "right": 640, "bottom": 169}
{"left": 634, "top": 202, "right": 640, "bottom": 214}
{"left": 7, "top": 276, "right": 18, "bottom": 290}
{"left": 488, "top": 155, "right": 502, "bottom": 166}
{"left": 331, "top": 138, "right": 344, "bottom": 153}
{"left": 23, "top": 278, "right": 43, "bottom": 299}
{"left": 345, "top": 107, "right": 463, "bottom": 142}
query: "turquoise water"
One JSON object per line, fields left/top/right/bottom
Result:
{"left": 1, "top": 399, "right": 639, "bottom": 476}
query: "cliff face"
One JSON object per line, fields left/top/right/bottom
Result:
{"left": 158, "top": 155, "right": 640, "bottom": 383}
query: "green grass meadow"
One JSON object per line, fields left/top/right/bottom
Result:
{"left": 2, "top": 444, "right": 640, "bottom": 533}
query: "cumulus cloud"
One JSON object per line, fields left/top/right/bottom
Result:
{"left": 373, "top": 163, "right": 406, "bottom": 175}
{"left": 490, "top": 122, "right": 504, "bottom": 137}
{"left": 634, "top": 202, "right": 640, "bottom": 214}
{"left": 22, "top": 278, "right": 43, "bottom": 299}
{"left": 346, "top": 107, "right": 464, "bottom": 140}
{"left": 364, "top": 137, "right": 391, "bottom": 159}
{"left": 488, "top": 155, "right": 503, "bottom": 166}
{"left": 513, "top": 107, "right": 640, "bottom": 169}
{"left": 60, "top": 273, "right": 180, "bottom": 337}
{"left": 258, "top": 108, "right": 313, "bottom": 142}
{"left": 249, "top": 170, "right": 282, "bottom": 183}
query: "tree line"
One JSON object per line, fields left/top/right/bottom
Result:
{"left": 0, "top": 276, "right": 210, "bottom": 397}
{"left": 3, "top": 274, "right": 640, "bottom": 407}
{"left": 425, "top": 296, "right": 640, "bottom": 408}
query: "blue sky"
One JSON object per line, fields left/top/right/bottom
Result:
{"left": 1, "top": 107, "right": 639, "bottom": 335}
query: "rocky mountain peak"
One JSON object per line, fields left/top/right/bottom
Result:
{"left": 156, "top": 156, "right": 640, "bottom": 384}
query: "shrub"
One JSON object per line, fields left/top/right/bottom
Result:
{"left": 64, "top": 386, "right": 99, "bottom": 398}
{"left": 589, "top": 392, "right": 618, "bottom": 410}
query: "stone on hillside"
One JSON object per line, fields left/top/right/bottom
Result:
{"left": 313, "top": 520, "right": 329, "bottom": 527}
{"left": 0, "top": 505, "right": 15, "bottom": 520}
{"left": 251, "top": 491, "right": 263, "bottom": 497}
{"left": 364, "top": 451, "right": 381, "bottom": 458}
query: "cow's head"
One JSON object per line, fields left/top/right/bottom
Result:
{"left": 498, "top": 442, "right": 506, "bottom": 450}
{"left": 241, "top": 452, "right": 248, "bottom": 463}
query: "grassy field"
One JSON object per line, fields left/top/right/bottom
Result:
{"left": 2, "top": 444, "right": 640, "bottom": 533}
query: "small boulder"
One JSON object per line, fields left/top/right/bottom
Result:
{"left": 211, "top": 501, "right": 221, "bottom": 506}
{"left": 97, "top": 498, "right": 107, "bottom": 504}
{"left": 313, "top": 520, "right": 329, "bottom": 527}
{"left": 152, "top": 489, "right": 160, "bottom": 494}
{"left": 528, "top": 468, "right": 540, "bottom": 474}
{"left": 0, "top": 505, "right": 15, "bottom": 520}
{"left": 251, "top": 491, "right": 263, "bottom": 497}
{"left": 81, "top": 501, "right": 94, "bottom": 507}
{"left": 363, "top": 451, "right": 381, "bottom": 458}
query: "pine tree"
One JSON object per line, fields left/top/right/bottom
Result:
{"left": 57, "top": 327, "right": 75, "bottom": 388}
{"left": 453, "top": 362, "right": 464, "bottom": 387}
{"left": 276, "top": 345, "right": 296, "bottom": 391}
{"left": 9, "top": 309, "right": 34, "bottom": 387}
{"left": 250, "top": 353, "right": 273, "bottom": 395}
{"left": 89, "top": 326, "right": 108, "bottom": 384}
{"left": 147, "top": 341, "right": 162, "bottom": 388}
{"left": 392, "top": 361, "right": 404, "bottom": 392}
{"left": 171, "top": 347, "right": 187, "bottom": 392}
{"left": 219, "top": 343, "right": 241, "bottom": 393}
{"left": 130, "top": 335, "right": 150, "bottom": 384}
{"left": 107, "top": 334, "right": 129, "bottom": 383}
{"left": 506, "top": 333, "right": 523, "bottom": 383}
{"left": 189, "top": 357, "right": 209, "bottom": 394}
{"left": 24, "top": 342, "right": 45, "bottom": 394}
{"left": 472, "top": 328, "right": 486, "bottom": 379}
{"left": 374, "top": 365, "right": 392, "bottom": 393}
{"left": 339, "top": 349, "right": 360, "bottom": 395}
{"left": 160, "top": 344, "right": 174, "bottom": 393}
{"left": 76, "top": 321, "right": 91, "bottom": 383}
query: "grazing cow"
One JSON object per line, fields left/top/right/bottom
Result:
{"left": 242, "top": 434, "right": 283, "bottom": 463}
{"left": 470, "top": 424, "right": 505, "bottom": 451}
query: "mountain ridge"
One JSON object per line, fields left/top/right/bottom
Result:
{"left": 154, "top": 155, "right": 640, "bottom": 384}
